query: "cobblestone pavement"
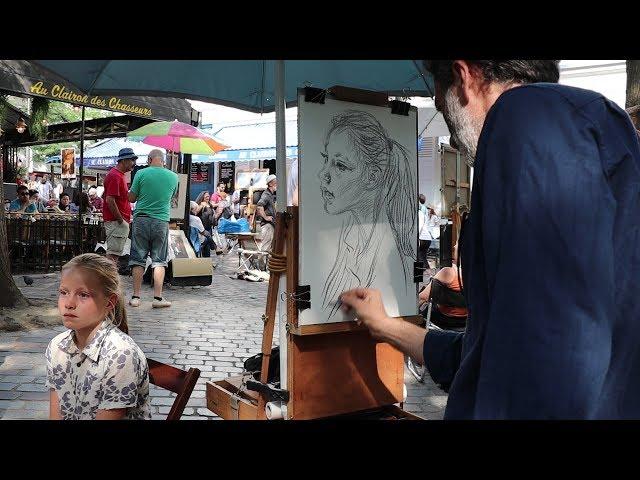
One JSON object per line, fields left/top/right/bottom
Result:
{"left": 0, "top": 253, "right": 447, "bottom": 420}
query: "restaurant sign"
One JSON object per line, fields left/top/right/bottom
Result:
{"left": 29, "top": 81, "right": 153, "bottom": 117}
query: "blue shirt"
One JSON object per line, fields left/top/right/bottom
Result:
{"left": 423, "top": 83, "right": 640, "bottom": 419}
{"left": 9, "top": 198, "right": 36, "bottom": 214}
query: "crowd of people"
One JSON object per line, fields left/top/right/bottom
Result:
{"left": 7, "top": 172, "right": 105, "bottom": 216}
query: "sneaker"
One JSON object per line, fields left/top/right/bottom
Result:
{"left": 152, "top": 298, "right": 172, "bottom": 308}
{"left": 129, "top": 297, "right": 140, "bottom": 307}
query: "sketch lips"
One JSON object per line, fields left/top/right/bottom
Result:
{"left": 320, "top": 187, "right": 334, "bottom": 202}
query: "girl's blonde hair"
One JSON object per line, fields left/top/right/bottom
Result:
{"left": 61, "top": 253, "right": 129, "bottom": 334}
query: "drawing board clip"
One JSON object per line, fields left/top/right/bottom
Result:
{"left": 389, "top": 99, "right": 410, "bottom": 116}
{"left": 295, "top": 285, "right": 311, "bottom": 311}
{"left": 304, "top": 86, "right": 326, "bottom": 104}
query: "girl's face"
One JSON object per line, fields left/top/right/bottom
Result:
{"left": 203, "top": 192, "right": 210, "bottom": 203}
{"left": 318, "top": 132, "right": 368, "bottom": 215}
{"left": 58, "top": 269, "right": 113, "bottom": 333}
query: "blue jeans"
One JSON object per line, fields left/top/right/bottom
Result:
{"left": 128, "top": 215, "right": 169, "bottom": 268}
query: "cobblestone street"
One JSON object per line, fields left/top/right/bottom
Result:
{"left": 0, "top": 254, "right": 447, "bottom": 420}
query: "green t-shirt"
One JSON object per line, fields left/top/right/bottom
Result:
{"left": 130, "top": 166, "right": 179, "bottom": 222}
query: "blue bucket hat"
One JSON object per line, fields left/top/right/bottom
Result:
{"left": 117, "top": 147, "right": 138, "bottom": 162}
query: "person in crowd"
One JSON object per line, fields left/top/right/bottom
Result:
{"left": 71, "top": 191, "right": 91, "bottom": 214}
{"left": 51, "top": 178, "right": 63, "bottom": 201}
{"left": 194, "top": 190, "right": 221, "bottom": 255}
{"left": 193, "top": 191, "right": 212, "bottom": 216}
{"left": 128, "top": 149, "right": 178, "bottom": 308}
{"left": 340, "top": 59, "right": 640, "bottom": 419}
{"left": 215, "top": 191, "right": 232, "bottom": 220}
{"left": 29, "top": 190, "right": 47, "bottom": 213}
{"left": 418, "top": 242, "right": 467, "bottom": 322}
{"left": 26, "top": 173, "right": 39, "bottom": 192}
{"left": 417, "top": 196, "right": 431, "bottom": 266}
{"left": 287, "top": 158, "right": 298, "bottom": 207}
{"left": 231, "top": 188, "right": 242, "bottom": 218}
{"left": 52, "top": 193, "right": 71, "bottom": 213}
{"left": 95, "top": 178, "right": 105, "bottom": 199}
{"left": 256, "top": 174, "right": 277, "bottom": 254}
{"left": 38, "top": 174, "right": 54, "bottom": 202}
{"left": 103, "top": 148, "right": 136, "bottom": 265}
{"left": 9, "top": 185, "right": 37, "bottom": 214}
{"left": 87, "top": 187, "right": 103, "bottom": 212}
{"left": 46, "top": 253, "right": 151, "bottom": 420}
{"left": 210, "top": 181, "right": 226, "bottom": 208}
{"left": 418, "top": 194, "right": 427, "bottom": 215}
{"left": 189, "top": 201, "right": 217, "bottom": 257}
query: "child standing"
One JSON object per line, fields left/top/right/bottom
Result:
{"left": 46, "top": 253, "right": 151, "bottom": 420}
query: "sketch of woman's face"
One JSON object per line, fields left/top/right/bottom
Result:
{"left": 318, "top": 132, "right": 366, "bottom": 215}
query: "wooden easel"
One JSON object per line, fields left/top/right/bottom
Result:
{"left": 206, "top": 86, "right": 424, "bottom": 420}
{"left": 253, "top": 207, "right": 422, "bottom": 420}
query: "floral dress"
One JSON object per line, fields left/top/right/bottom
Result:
{"left": 45, "top": 320, "right": 151, "bottom": 420}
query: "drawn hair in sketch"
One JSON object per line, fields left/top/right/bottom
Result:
{"left": 318, "top": 109, "right": 416, "bottom": 318}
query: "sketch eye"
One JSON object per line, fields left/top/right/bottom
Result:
{"left": 320, "top": 152, "right": 328, "bottom": 163}
{"left": 336, "top": 162, "right": 351, "bottom": 172}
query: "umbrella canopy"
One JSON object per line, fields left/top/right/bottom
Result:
{"left": 127, "top": 120, "right": 229, "bottom": 154}
{"left": 34, "top": 60, "right": 433, "bottom": 113}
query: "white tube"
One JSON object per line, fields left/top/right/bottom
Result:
{"left": 278, "top": 274, "right": 288, "bottom": 419}
{"left": 403, "top": 384, "right": 408, "bottom": 402}
{"left": 265, "top": 401, "right": 284, "bottom": 420}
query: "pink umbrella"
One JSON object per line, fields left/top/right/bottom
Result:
{"left": 127, "top": 120, "right": 228, "bottom": 154}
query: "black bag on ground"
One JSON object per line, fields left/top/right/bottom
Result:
{"left": 243, "top": 347, "right": 280, "bottom": 383}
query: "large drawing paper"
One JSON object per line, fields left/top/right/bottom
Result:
{"left": 298, "top": 96, "right": 418, "bottom": 325}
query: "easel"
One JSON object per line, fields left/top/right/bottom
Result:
{"left": 206, "top": 86, "right": 425, "bottom": 420}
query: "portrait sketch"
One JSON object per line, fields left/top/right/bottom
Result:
{"left": 170, "top": 173, "right": 187, "bottom": 219}
{"left": 61, "top": 148, "right": 76, "bottom": 179}
{"left": 298, "top": 96, "right": 418, "bottom": 326}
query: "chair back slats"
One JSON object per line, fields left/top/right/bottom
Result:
{"left": 147, "top": 358, "right": 201, "bottom": 421}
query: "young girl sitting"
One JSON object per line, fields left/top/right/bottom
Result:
{"left": 46, "top": 253, "right": 151, "bottom": 420}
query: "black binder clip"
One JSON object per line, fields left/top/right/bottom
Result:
{"left": 304, "top": 86, "right": 326, "bottom": 104}
{"left": 390, "top": 99, "right": 410, "bottom": 116}
{"left": 295, "top": 285, "right": 311, "bottom": 311}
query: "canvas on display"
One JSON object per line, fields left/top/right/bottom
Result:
{"left": 298, "top": 94, "right": 418, "bottom": 326}
{"left": 170, "top": 173, "right": 188, "bottom": 220}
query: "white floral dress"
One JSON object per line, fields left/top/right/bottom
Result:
{"left": 45, "top": 320, "right": 151, "bottom": 420}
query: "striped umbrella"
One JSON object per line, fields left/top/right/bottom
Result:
{"left": 127, "top": 120, "right": 228, "bottom": 154}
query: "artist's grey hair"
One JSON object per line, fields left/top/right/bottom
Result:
{"left": 423, "top": 60, "right": 560, "bottom": 90}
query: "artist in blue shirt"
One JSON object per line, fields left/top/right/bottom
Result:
{"left": 340, "top": 60, "right": 640, "bottom": 419}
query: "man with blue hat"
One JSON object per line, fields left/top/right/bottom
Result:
{"left": 103, "top": 147, "right": 137, "bottom": 265}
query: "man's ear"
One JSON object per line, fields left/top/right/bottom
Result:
{"left": 451, "top": 60, "right": 479, "bottom": 107}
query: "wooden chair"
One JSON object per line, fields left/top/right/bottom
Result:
{"left": 147, "top": 358, "right": 201, "bottom": 420}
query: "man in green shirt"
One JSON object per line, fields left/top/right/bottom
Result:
{"left": 127, "top": 149, "right": 179, "bottom": 308}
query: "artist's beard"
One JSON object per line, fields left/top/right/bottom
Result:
{"left": 441, "top": 87, "right": 483, "bottom": 167}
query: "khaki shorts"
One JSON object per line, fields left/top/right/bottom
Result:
{"left": 105, "top": 220, "right": 130, "bottom": 256}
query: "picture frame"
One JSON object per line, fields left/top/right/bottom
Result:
{"left": 170, "top": 173, "right": 188, "bottom": 219}
{"left": 60, "top": 147, "right": 76, "bottom": 179}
